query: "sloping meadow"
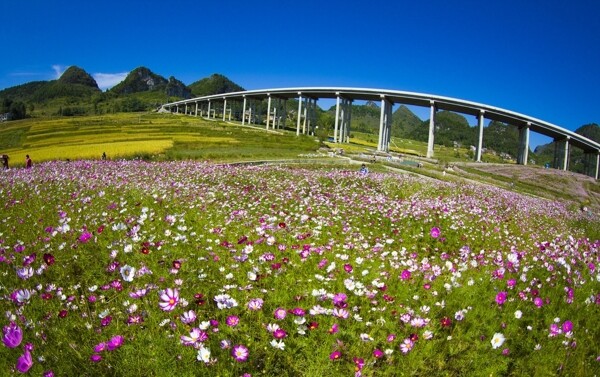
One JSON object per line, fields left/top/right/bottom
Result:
{"left": 1, "top": 161, "right": 599, "bottom": 376}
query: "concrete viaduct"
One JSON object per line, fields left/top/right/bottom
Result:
{"left": 161, "top": 87, "right": 600, "bottom": 179}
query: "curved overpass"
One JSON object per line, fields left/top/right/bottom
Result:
{"left": 161, "top": 87, "right": 600, "bottom": 179}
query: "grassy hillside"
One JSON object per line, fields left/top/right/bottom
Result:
{"left": 0, "top": 113, "right": 322, "bottom": 166}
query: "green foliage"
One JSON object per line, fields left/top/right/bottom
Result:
{"left": 57, "top": 66, "right": 100, "bottom": 89}
{"left": 188, "top": 73, "right": 245, "bottom": 96}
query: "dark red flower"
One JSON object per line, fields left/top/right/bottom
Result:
{"left": 43, "top": 253, "right": 55, "bottom": 266}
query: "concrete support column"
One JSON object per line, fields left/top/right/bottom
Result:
{"left": 242, "top": 96, "right": 247, "bottom": 125}
{"left": 266, "top": 95, "right": 272, "bottom": 130}
{"left": 176, "top": 106, "right": 179, "bottom": 114}
{"left": 222, "top": 99, "right": 227, "bottom": 121}
{"left": 303, "top": 97, "right": 308, "bottom": 134}
{"left": 553, "top": 137, "right": 570, "bottom": 171}
{"left": 475, "top": 110, "right": 485, "bottom": 162}
{"left": 517, "top": 123, "right": 530, "bottom": 165}
{"left": 427, "top": 101, "right": 436, "bottom": 158}
{"left": 282, "top": 100, "right": 287, "bottom": 130}
{"left": 334, "top": 94, "right": 341, "bottom": 143}
{"left": 563, "top": 137, "right": 570, "bottom": 171}
{"left": 195, "top": 102, "right": 198, "bottom": 116}
{"left": 596, "top": 152, "right": 600, "bottom": 180}
{"left": 207, "top": 101, "right": 211, "bottom": 119}
{"left": 185, "top": 104, "right": 188, "bottom": 115}
{"left": 378, "top": 96, "right": 392, "bottom": 152}
{"left": 346, "top": 100, "right": 352, "bottom": 143}
{"left": 297, "top": 93, "right": 302, "bottom": 136}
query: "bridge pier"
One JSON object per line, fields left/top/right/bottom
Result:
{"left": 475, "top": 110, "right": 485, "bottom": 162}
{"left": 517, "top": 123, "right": 530, "bottom": 165}
{"left": 334, "top": 94, "right": 352, "bottom": 143}
{"left": 266, "top": 95, "right": 272, "bottom": 129}
{"left": 426, "top": 101, "right": 436, "bottom": 159}
{"left": 378, "top": 96, "right": 392, "bottom": 152}
{"left": 553, "top": 137, "right": 570, "bottom": 171}
{"left": 296, "top": 93, "right": 302, "bottom": 136}
{"left": 583, "top": 151, "right": 600, "bottom": 180}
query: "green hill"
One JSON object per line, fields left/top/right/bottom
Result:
{"left": 189, "top": 74, "right": 245, "bottom": 96}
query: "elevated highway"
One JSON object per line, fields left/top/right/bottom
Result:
{"left": 161, "top": 87, "right": 600, "bottom": 179}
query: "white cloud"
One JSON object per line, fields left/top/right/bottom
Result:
{"left": 93, "top": 72, "right": 129, "bottom": 91}
{"left": 52, "top": 64, "right": 67, "bottom": 79}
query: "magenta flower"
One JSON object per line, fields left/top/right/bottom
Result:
{"left": 329, "top": 350, "right": 341, "bottom": 360}
{"left": 94, "top": 342, "right": 107, "bottom": 353}
{"left": 400, "top": 269, "right": 411, "bottom": 281}
{"left": 373, "top": 349, "right": 384, "bottom": 358}
{"left": 332, "top": 293, "right": 347, "bottom": 307}
{"left": 430, "top": 227, "right": 441, "bottom": 238}
{"left": 231, "top": 344, "right": 249, "bottom": 362}
{"left": 533, "top": 297, "right": 543, "bottom": 308}
{"left": 159, "top": 288, "right": 179, "bottom": 311}
{"left": 495, "top": 291, "right": 508, "bottom": 305}
{"left": 16, "top": 348, "right": 33, "bottom": 373}
{"left": 226, "top": 315, "right": 240, "bottom": 327}
{"left": 562, "top": 320, "right": 573, "bottom": 333}
{"left": 90, "top": 354, "right": 102, "bottom": 362}
{"left": 2, "top": 322, "right": 23, "bottom": 348}
{"left": 273, "top": 328, "right": 287, "bottom": 339}
{"left": 107, "top": 335, "right": 124, "bottom": 351}
{"left": 78, "top": 231, "right": 92, "bottom": 243}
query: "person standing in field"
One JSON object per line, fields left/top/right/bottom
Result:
{"left": 1, "top": 154, "right": 8, "bottom": 169}
{"left": 25, "top": 155, "right": 32, "bottom": 169}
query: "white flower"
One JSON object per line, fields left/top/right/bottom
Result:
{"left": 514, "top": 310, "right": 522, "bottom": 319}
{"left": 124, "top": 244, "right": 133, "bottom": 253}
{"left": 270, "top": 339, "right": 285, "bottom": 350}
{"left": 120, "top": 265, "right": 136, "bottom": 282}
{"left": 197, "top": 346, "right": 211, "bottom": 363}
{"left": 491, "top": 333, "right": 505, "bottom": 349}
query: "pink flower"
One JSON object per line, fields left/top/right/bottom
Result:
{"left": 274, "top": 307, "right": 287, "bottom": 320}
{"left": 329, "top": 350, "right": 341, "bottom": 360}
{"left": 90, "top": 354, "right": 102, "bottom": 363}
{"left": 159, "top": 288, "right": 179, "bottom": 311}
{"left": 562, "top": 321, "right": 573, "bottom": 333}
{"left": 78, "top": 231, "right": 92, "bottom": 243}
{"left": 180, "top": 310, "right": 197, "bottom": 324}
{"left": 533, "top": 297, "right": 543, "bottom": 308}
{"left": 400, "top": 338, "right": 414, "bottom": 354}
{"left": 107, "top": 335, "right": 124, "bottom": 351}
{"left": 180, "top": 328, "right": 208, "bottom": 347}
{"left": 430, "top": 227, "right": 441, "bottom": 238}
{"left": 247, "top": 298, "right": 264, "bottom": 311}
{"left": 231, "top": 344, "right": 249, "bottom": 362}
{"left": 16, "top": 348, "right": 33, "bottom": 373}
{"left": 400, "top": 269, "right": 411, "bottom": 281}
{"left": 273, "top": 329, "right": 287, "bottom": 339}
{"left": 226, "top": 315, "right": 240, "bottom": 327}
{"left": 2, "top": 322, "right": 23, "bottom": 348}
{"left": 495, "top": 291, "right": 508, "bottom": 305}
{"left": 373, "top": 349, "right": 384, "bottom": 358}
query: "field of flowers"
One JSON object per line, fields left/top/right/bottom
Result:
{"left": 1, "top": 160, "right": 599, "bottom": 376}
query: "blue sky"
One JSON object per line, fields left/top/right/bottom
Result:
{"left": 1, "top": 0, "right": 599, "bottom": 147}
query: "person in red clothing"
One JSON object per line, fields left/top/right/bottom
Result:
{"left": 25, "top": 155, "right": 32, "bottom": 169}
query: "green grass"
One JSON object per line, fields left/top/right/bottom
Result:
{"left": 0, "top": 113, "right": 322, "bottom": 166}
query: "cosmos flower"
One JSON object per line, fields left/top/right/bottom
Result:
{"left": 491, "top": 333, "right": 506, "bottom": 349}
{"left": 180, "top": 310, "right": 197, "bottom": 324}
{"left": 226, "top": 316, "right": 240, "bottom": 327}
{"left": 430, "top": 227, "right": 441, "bottom": 238}
{"left": 197, "top": 346, "right": 211, "bottom": 363}
{"left": 329, "top": 351, "right": 341, "bottom": 360}
{"left": 159, "top": 288, "right": 179, "bottom": 312}
{"left": 400, "top": 338, "right": 414, "bottom": 354}
{"left": 120, "top": 265, "right": 136, "bottom": 282}
{"left": 495, "top": 291, "right": 508, "bottom": 305}
{"left": 247, "top": 298, "right": 264, "bottom": 311}
{"left": 2, "top": 322, "right": 23, "bottom": 348}
{"left": 107, "top": 335, "right": 124, "bottom": 351}
{"left": 180, "top": 328, "right": 208, "bottom": 347}
{"left": 274, "top": 308, "right": 287, "bottom": 320}
{"left": 232, "top": 344, "right": 249, "bottom": 362}
{"left": 16, "top": 348, "right": 33, "bottom": 373}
